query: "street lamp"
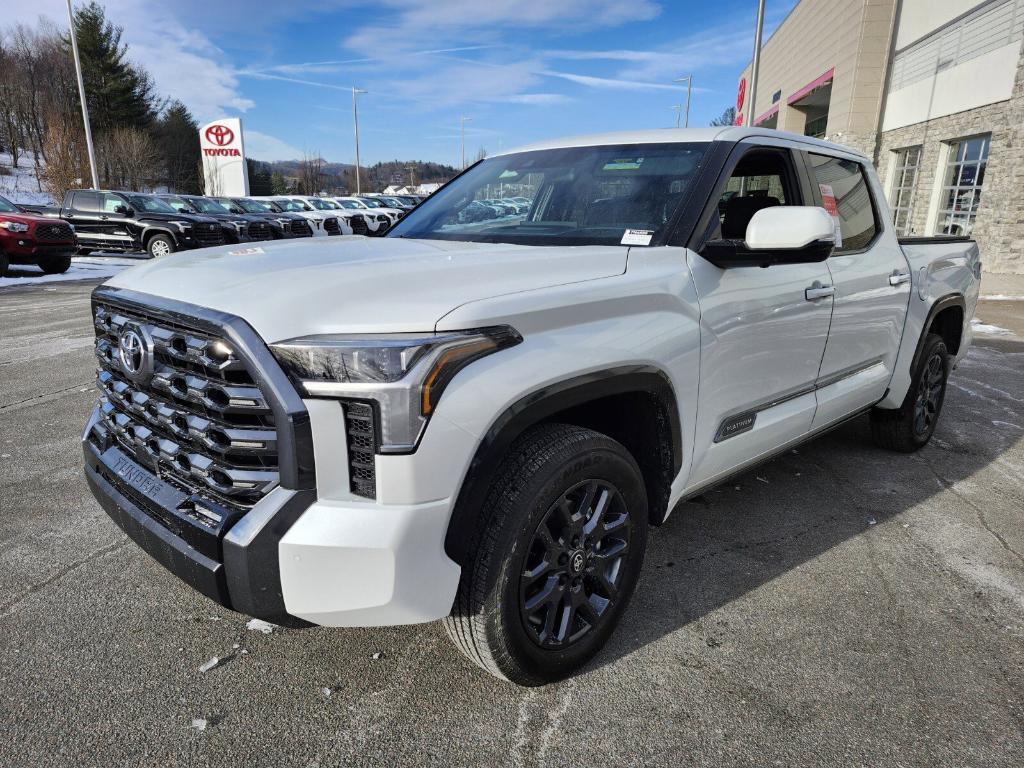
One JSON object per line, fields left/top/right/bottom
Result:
{"left": 66, "top": 0, "right": 98, "bottom": 188}
{"left": 352, "top": 87, "right": 367, "bottom": 193}
{"left": 670, "top": 104, "right": 683, "bottom": 128}
{"left": 746, "top": 0, "right": 766, "bottom": 127}
{"left": 673, "top": 75, "right": 693, "bottom": 128}
{"left": 460, "top": 116, "right": 472, "bottom": 170}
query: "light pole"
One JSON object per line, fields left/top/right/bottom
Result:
{"left": 406, "top": 165, "right": 415, "bottom": 188}
{"left": 745, "top": 0, "right": 766, "bottom": 127}
{"left": 673, "top": 75, "right": 693, "bottom": 127}
{"left": 670, "top": 104, "right": 683, "bottom": 128}
{"left": 66, "top": 0, "right": 98, "bottom": 189}
{"left": 352, "top": 87, "right": 367, "bottom": 193}
{"left": 460, "top": 115, "right": 472, "bottom": 170}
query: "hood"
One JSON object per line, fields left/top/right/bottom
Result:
{"left": 0, "top": 212, "right": 55, "bottom": 227}
{"left": 103, "top": 236, "right": 627, "bottom": 341}
{"left": 137, "top": 211, "right": 219, "bottom": 225}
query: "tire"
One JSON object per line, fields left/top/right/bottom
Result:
{"left": 0, "top": 251, "right": 8, "bottom": 277}
{"left": 444, "top": 423, "right": 649, "bottom": 686}
{"left": 870, "top": 333, "right": 949, "bottom": 452}
{"left": 146, "top": 234, "right": 176, "bottom": 258}
{"left": 39, "top": 254, "right": 72, "bottom": 274}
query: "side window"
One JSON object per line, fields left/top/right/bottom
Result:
{"left": 70, "top": 191, "right": 99, "bottom": 213}
{"left": 715, "top": 149, "right": 799, "bottom": 240}
{"left": 808, "top": 153, "right": 878, "bottom": 252}
{"left": 101, "top": 193, "right": 125, "bottom": 214}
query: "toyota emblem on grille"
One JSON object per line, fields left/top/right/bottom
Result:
{"left": 118, "top": 326, "right": 154, "bottom": 382}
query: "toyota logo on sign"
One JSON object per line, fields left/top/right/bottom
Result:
{"left": 205, "top": 124, "right": 235, "bottom": 146}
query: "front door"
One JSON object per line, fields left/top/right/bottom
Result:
{"left": 685, "top": 144, "right": 834, "bottom": 490}
{"left": 804, "top": 152, "right": 911, "bottom": 428}
{"left": 98, "top": 193, "right": 136, "bottom": 250}
{"left": 65, "top": 191, "right": 105, "bottom": 248}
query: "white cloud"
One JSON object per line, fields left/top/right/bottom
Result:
{"left": 244, "top": 130, "right": 302, "bottom": 162}
{"left": 540, "top": 70, "right": 692, "bottom": 92}
{"left": 4, "top": 0, "right": 253, "bottom": 121}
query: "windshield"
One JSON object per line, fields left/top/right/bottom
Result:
{"left": 276, "top": 199, "right": 310, "bottom": 212}
{"left": 187, "top": 197, "right": 230, "bottom": 214}
{"left": 306, "top": 198, "right": 336, "bottom": 210}
{"left": 128, "top": 195, "right": 177, "bottom": 214}
{"left": 235, "top": 199, "right": 275, "bottom": 213}
{"left": 380, "top": 197, "right": 407, "bottom": 207}
{"left": 0, "top": 195, "right": 20, "bottom": 213}
{"left": 388, "top": 142, "right": 707, "bottom": 246}
{"left": 335, "top": 199, "right": 361, "bottom": 209}
{"left": 357, "top": 198, "right": 381, "bottom": 208}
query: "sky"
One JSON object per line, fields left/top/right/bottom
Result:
{"left": 7, "top": 0, "right": 797, "bottom": 166}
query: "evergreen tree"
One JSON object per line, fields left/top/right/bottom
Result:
{"left": 247, "top": 159, "right": 274, "bottom": 195}
{"left": 156, "top": 101, "right": 200, "bottom": 193}
{"left": 271, "top": 171, "right": 289, "bottom": 194}
{"left": 710, "top": 107, "right": 736, "bottom": 126}
{"left": 69, "top": 2, "right": 159, "bottom": 135}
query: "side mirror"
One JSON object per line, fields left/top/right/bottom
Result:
{"left": 701, "top": 206, "right": 835, "bottom": 268}
{"left": 114, "top": 204, "right": 132, "bottom": 215}
{"left": 229, "top": 206, "right": 244, "bottom": 214}
{"left": 175, "top": 205, "right": 189, "bottom": 213}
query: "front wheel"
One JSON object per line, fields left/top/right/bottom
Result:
{"left": 444, "top": 423, "right": 648, "bottom": 685}
{"left": 146, "top": 234, "right": 176, "bottom": 258}
{"left": 870, "top": 333, "right": 949, "bottom": 452}
{"left": 39, "top": 254, "right": 72, "bottom": 274}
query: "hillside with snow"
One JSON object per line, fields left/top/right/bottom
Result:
{"left": 0, "top": 152, "right": 54, "bottom": 206}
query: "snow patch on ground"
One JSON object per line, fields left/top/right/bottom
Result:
{"left": 979, "top": 294, "right": 1024, "bottom": 301}
{"left": 971, "top": 318, "right": 1016, "bottom": 336}
{"left": 245, "top": 618, "right": 277, "bottom": 634}
{"left": 0, "top": 255, "right": 140, "bottom": 289}
{"left": 0, "top": 151, "right": 52, "bottom": 206}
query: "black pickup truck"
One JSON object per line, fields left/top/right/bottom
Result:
{"left": 22, "top": 190, "right": 226, "bottom": 258}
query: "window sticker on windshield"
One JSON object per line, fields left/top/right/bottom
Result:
{"left": 498, "top": 169, "right": 519, "bottom": 178}
{"left": 603, "top": 158, "right": 644, "bottom": 171}
{"left": 621, "top": 229, "right": 654, "bottom": 246}
{"left": 818, "top": 183, "right": 843, "bottom": 248}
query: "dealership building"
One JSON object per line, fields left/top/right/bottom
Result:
{"left": 736, "top": 0, "right": 1024, "bottom": 273}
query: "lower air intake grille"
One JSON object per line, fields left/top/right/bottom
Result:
{"left": 344, "top": 401, "right": 377, "bottom": 499}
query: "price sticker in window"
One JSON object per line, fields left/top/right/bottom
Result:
{"left": 621, "top": 229, "right": 654, "bottom": 246}
{"left": 818, "top": 183, "right": 843, "bottom": 248}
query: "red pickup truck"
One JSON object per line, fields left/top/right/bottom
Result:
{"left": 0, "top": 194, "right": 77, "bottom": 276}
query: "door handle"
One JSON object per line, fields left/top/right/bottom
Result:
{"left": 805, "top": 284, "right": 835, "bottom": 301}
{"left": 889, "top": 272, "right": 911, "bottom": 286}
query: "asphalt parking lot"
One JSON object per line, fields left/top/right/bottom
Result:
{"left": 1, "top": 278, "right": 1022, "bottom": 767}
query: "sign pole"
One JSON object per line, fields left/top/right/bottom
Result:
{"left": 746, "top": 0, "right": 766, "bottom": 127}
{"left": 66, "top": 0, "right": 99, "bottom": 189}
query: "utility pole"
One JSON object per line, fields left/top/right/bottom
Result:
{"left": 352, "top": 87, "right": 367, "bottom": 193}
{"left": 66, "top": 0, "right": 98, "bottom": 189}
{"left": 406, "top": 166, "right": 415, "bottom": 188}
{"left": 745, "top": 0, "right": 766, "bottom": 127}
{"left": 673, "top": 75, "right": 693, "bottom": 127}
{"left": 460, "top": 116, "right": 472, "bottom": 170}
{"left": 670, "top": 104, "right": 683, "bottom": 128}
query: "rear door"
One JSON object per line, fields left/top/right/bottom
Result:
{"left": 803, "top": 152, "right": 911, "bottom": 428}
{"left": 98, "top": 193, "right": 136, "bottom": 250}
{"left": 684, "top": 141, "right": 835, "bottom": 489}
{"left": 65, "top": 191, "right": 104, "bottom": 247}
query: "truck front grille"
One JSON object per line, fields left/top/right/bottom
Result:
{"left": 348, "top": 215, "right": 369, "bottom": 236}
{"left": 290, "top": 220, "right": 312, "bottom": 237}
{"left": 344, "top": 402, "right": 377, "bottom": 499}
{"left": 35, "top": 222, "right": 74, "bottom": 241}
{"left": 193, "top": 224, "right": 226, "bottom": 248}
{"left": 323, "top": 217, "right": 342, "bottom": 236}
{"left": 90, "top": 301, "right": 279, "bottom": 510}
{"left": 247, "top": 221, "right": 273, "bottom": 241}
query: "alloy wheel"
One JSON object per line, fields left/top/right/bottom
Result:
{"left": 913, "top": 351, "right": 944, "bottom": 436}
{"left": 519, "top": 479, "right": 632, "bottom": 649}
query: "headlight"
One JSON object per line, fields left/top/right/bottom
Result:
{"left": 276, "top": 218, "right": 292, "bottom": 227}
{"left": 231, "top": 220, "right": 247, "bottom": 232}
{"left": 0, "top": 221, "right": 30, "bottom": 232}
{"left": 270, "top": 327, "right": 522, "bottom": 452}
{"left": 170, "top": 220, "right": 193, "bottom": 232}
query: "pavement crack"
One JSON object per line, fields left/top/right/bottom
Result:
{"left": 0, "top": 381, "right": 93, "bottom": 413}
{"left": 0, "top": 540, "right": 129, "bottom": 619}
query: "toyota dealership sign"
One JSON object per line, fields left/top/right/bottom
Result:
{"left": 200, "top": 117, "right": 249, "bottom": 196}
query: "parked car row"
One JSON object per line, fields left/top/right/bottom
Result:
{"left": 13, "top": 188, "right": 428, "bottom": 261}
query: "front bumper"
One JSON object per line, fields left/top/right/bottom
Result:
{"left": 1, "top": 236, "right": 76, "bottom": 261}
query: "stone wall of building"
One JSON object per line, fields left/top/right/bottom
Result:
{"left": 876, "top": 51, "right": 1024, "bottom": 274}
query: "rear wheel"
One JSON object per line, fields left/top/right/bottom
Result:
{"left": 146, "top": 234, "right": 175, "bottom": 258}
{"left": 39, "top": 254, "right": 72, "bottom": 274}
{"left": 444, "top": 423, "right": 648, "bottom": 685}
{"left": 870, "top": 333, "right": 949, "bottom": 452}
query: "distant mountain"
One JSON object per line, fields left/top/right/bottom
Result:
{"left": 264, "top": 158, "right": 458, "bottom": 194}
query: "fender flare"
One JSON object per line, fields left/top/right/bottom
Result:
{"left": 443, "top": 365, "right": 682, "bottom": 566}
{"left": 141, "top": 225, "right": 179, "bottom": 249}
{"left": 911, "top": 293, "right": 965, "bottom": 374}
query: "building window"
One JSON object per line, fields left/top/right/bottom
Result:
{"left": 891, "top": 146, "right": 921, "bottom": 235}
{"left": 936, "top": 135, "right": 990, "bottom": 236}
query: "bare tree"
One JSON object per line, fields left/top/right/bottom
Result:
{"left": 297, "top": 151, "right": 325, "bottom": 195}
{"left": 96, "top": 126, "right": 158, "bottom": 190}
{"left": 38, "top": 118, "right": 86, "bottom": 202}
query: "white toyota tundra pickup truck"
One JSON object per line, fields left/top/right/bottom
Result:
{"left": 83, "top": 127, "right": 980, "bottom": 685}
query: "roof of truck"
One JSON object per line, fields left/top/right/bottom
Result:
{"left": 496, "top": 127, "right": 868, "bottom": 160}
